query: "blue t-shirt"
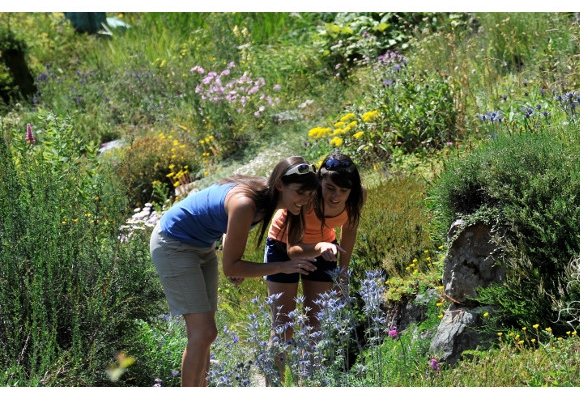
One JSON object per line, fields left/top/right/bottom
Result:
{"left": 160, "top": 183, "right": 235, "bottom": 247}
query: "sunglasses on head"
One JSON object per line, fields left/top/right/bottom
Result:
{"left": 323, "top": 158, "right": 354, "bottom": 171}
{"left": 284, "top": 163, "right": 317, "bottom": 176}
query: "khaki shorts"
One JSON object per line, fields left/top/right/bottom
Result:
{"left": 150, "top": 223, "right": 219, "bottom": 315}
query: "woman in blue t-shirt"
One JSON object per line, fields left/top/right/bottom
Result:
{"left": 150, "top": 155, "right": 319, "bottom": 386}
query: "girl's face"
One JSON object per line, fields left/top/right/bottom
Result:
{"left": 321, "top": 175, "right": 351, "bottom": 215}
{"left": 277, "top": 182, "right": 315, "bottom": 215}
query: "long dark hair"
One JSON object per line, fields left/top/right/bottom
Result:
{"left": 220, "top": 156, "right": 318, "bottom": 246}
{"left": 314, "top": 152, "right": 364, "bottom": 230}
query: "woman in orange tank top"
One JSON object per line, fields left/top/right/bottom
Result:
{"left": 264, "top": 152, "right": 366, "bottom": 383}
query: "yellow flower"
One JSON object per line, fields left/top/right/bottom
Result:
{"left": 438, "top": 314, "right": 443, "bottom": 319}
{"left": 345, "top": 121, "right": 357, "bottom": 131}
{"left": 436, "top": 302, "right": 443, "bottom": 307}
{"left": 572, "top": 331, "right": 577, "bottom": 336}
{"left": 531, "top": 338, "right": 536, "bottom": 343}
{"left": 361, "top": 110, "right": 379, "bottom": 122}
{"left": 339, "top": 112, "right": 356, "bottom": 122}
{"left": 545, "top": 327, "right": 552, "bottom": 333}
{"left": 330, "top": 137, "right": 344, "bottom": 147}
{"left": 557, "top": 337, "right": 563, "bottom": 341}
{"left": 334, "top": 121, "right": 346, "bottom": 129}
{"left": 483, "top": 312, "right": 489, "bottom": 318}
{"left": 497, "top": 332, "right": 503, "bottom": 337}
{"left": 353, "top": 131, "right": 364, "bottom": 139}
{"left": 518, "top": 340, "right": 524, "bottom": 345}
{"left": 522, "top": 327, "right": 527, "bottom": 331}
{"left": 308, "top": 126, "right": 332, "bottom": 139}
{"left": 533, "top": 324, "right": 539, "bottom": 329}
{"left": 204, "top": 171, "right": 209, "bottom": 175}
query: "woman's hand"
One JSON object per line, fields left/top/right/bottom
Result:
{"left": 227, "top": 277, "right": 244, "bottom": 285}
{"left": 315, "top": 242, "right": 346, "bottom": 261}
{"left": 281, "top": 258, "right": 317, "bottom": 275}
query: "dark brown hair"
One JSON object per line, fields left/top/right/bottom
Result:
{"left": 314, "top": 152, "right": 364, "bottom": 231}
{"left": 220, "top": 156, "right": 318, "bottom": 246}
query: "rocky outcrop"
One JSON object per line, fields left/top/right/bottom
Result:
{"left": 429, "top": 220, "right": 504, "bottom": 365}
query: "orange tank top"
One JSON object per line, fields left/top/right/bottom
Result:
{"left": 268, "top": 207, "right": 349, "bottom": 244}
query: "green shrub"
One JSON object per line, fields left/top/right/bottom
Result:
{"left": 0, "top": 112, "right": 164, "bottom": 386}
{"left": 351, "top": 175, "right": 439, "bottom": 280}
{"left": 428, "top": 125, "right": 580, "bottom": 335}
{"left": 304, "top": 54, "right": 458, "bottom": 170}
{"left": 113, "top": 131, "right": 198, "bottom": 208}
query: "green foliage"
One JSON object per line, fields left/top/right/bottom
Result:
{"left": 304, "top": 54, "right": 458, "bottom": 170}
{"left": 120, "top": 316, "right": 186, "bottom": 387}
{"left": 429, "top": 124, "right": 580, "bottom": 334}
{"left": 352, "top": 175, "right": 439, "bottom": 279}
{"left": 314, "top": 12, "right": 443, "bottom": 79}
{"left": 110, "top": 131, "right": 197, "bottom": 208}
{"left": 0, "top": 112, "right": 164, "bottom": 386}
{"left": 433, "top": 329, "right": 580, "bottom": 386}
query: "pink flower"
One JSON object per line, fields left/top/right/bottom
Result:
{"left": 25, "top": 123, "right": 35, "bottom": 145}
{"left": 430, "top": 358, "right": 440, "bottom": 371}
{"left": 388, "top": 326, "right": 398, "bottom": 338}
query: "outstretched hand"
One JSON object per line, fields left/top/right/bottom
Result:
{"left": 281, "top": 257, "right": 317, "bottom": 275}
{"left": 316, "top": 242, "right": 347, "bottom": 261}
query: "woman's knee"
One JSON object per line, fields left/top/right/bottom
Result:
{"left": 188, "top": 325, "right": 218, "bottom": 347}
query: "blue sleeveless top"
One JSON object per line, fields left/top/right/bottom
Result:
{"left": 160, "top": 183, "right": 235, "bottom": 247}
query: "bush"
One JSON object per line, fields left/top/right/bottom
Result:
{"left": 304, "top": 53, "right": 458, "bottom": 170}
{"left": 0, "top": 112, "right": 164, "bottom": 386}
{"left": 428, "top": 124, "right": 580, "bottom": 335}
{"left": 351, "top": 175, "right": 439, "bottom": 279}
{"left": 112, "top": 131, "right": 198, "bottom": 208}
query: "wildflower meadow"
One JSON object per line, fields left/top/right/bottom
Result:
{"left": 1, "top": 11, "right": 580, "bottom": 387}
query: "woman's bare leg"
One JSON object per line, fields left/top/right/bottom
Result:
{"left": 181, "top": 311, "right": 217, "bottom": 387}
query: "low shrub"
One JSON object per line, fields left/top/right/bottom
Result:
{"left": 428, "top": 124, "right": 580, "bottom": 335}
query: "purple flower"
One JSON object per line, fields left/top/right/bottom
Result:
{"left": 388, "top": 326, "right": 398, "bottom": 338}
{"left": 25, "top": 123, "right": 35, "bottom": 145}
{"left": 190, "top": 65, "right": 204, "bottom": 74}
{"left": 273, "top": 84, "right": 281, "bottom": 91}
{"left": 383, "top": 79, "right": 393, "bottom": 86}
{"left": 430, "top": 358, "right": 440, "bottom": 371}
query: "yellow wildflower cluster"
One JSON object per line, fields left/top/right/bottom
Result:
{"left": 166, "top": 164, "right": 190, "bottom": 188}
{"left": 308, "top": 126, "right": 332, "bottom": 140}
{"left": 361, "top": 110, "right": 379, "bottom": 122}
